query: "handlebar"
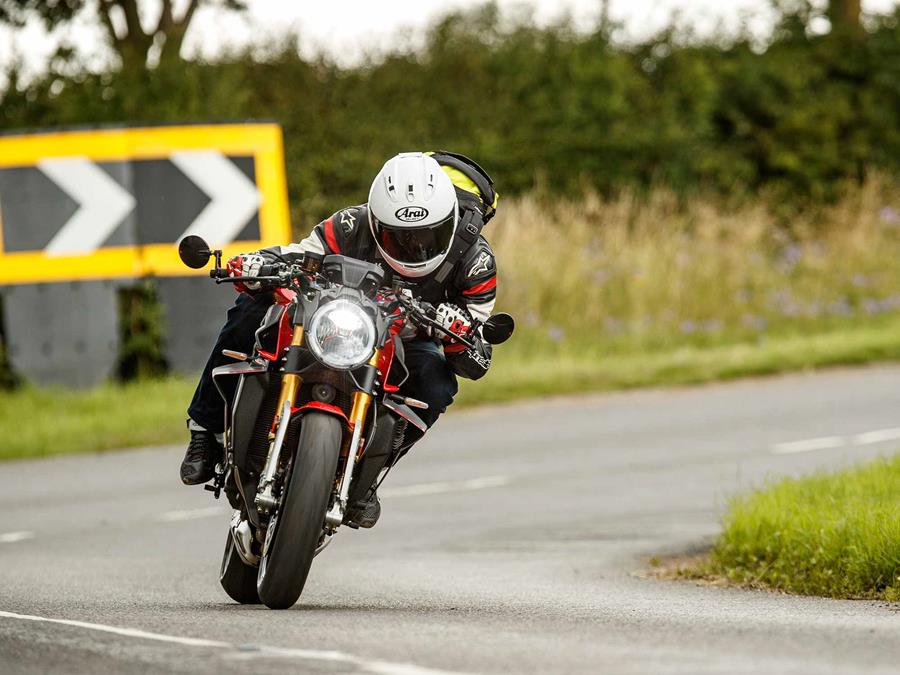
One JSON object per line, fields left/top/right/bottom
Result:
{"left": 209, "top": 261, "right": 299, "bottom": 284}
{"left": 207, "top": 257, "right": 480, "bottom": 353}
{"left": 395, "top": 294, "right": 479, "bottom": 352}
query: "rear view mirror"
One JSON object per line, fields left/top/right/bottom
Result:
{"left": 178, "top": 235, "right": 212, "bottom": 269}
{"left": 482, "top": 313, "right": 515, "bottom": 345}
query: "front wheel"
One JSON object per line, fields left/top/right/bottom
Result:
{"left": 256, "top": 412, "right": 342, "bottom": 609}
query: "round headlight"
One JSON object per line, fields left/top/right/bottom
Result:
{"left": 307, "top": 300, "right": 376, "bottom": 370}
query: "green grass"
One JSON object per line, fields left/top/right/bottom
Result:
{"left": 705, "top": 455, "right": 900, "bottom": 601}
{"left": 458, "top": 315, "right": 900, "bottom": 405}
{"left": 2, "top": 315, "right": 900, "bottom": 461}
{"left": 0, "top": 377, "right": 195, "bottom": 461}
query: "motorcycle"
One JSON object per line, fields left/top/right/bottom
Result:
{"left": 177, "top": 235, "right": 514, "bottom": 609}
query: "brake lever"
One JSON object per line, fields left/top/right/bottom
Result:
{"left": 393, "top": 293, "right": 479, "bottom": 351}
{"left": 213, "top": 275, "right": 285, "bottom": 285}
{"left": 415, "top": 312, "right": 479, "bottom": 351}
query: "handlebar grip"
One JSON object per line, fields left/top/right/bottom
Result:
{"left": 259, "top": 264, "right": 280, "bottom": 277}
{"left": 210, "top": 269, "right": 230, "bottom": 279}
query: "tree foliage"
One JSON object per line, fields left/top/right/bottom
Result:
{"left": 1, "top": 3, "right": 898, "bottom": 229}
{"left": 0, "top": 0, "right": 246, "bottom": 70}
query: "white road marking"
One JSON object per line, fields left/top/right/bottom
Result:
{"left": 0, "top": 531, "right": 34, "bottom": 544}
{"left": 771, "top": 436, "right": 846, "bottom": 455}
{"left": 852, "top": 427, "right": 900, "bottom": 446}
{"left": 157, "top": 506, "right": 228, "bottom": 522}
{"left": 158, "top": 476, "right": 511, "bottom": 522}
{"left": 39, "top": 157, "right": 136, "bottom": 256}
{"left": 0, "top": 610, "right": 468, "bottom": 675}
{"left": 172, "top": 150, "right": 261, "bottom": 246}
{"left": 382, "top": 475, "right": 510, "bottom": 498}
{"left": 772, "top": 425, "right": 900, "bottom": 455}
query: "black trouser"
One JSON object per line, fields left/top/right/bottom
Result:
{"left": 188, "top": 293, "right": 458, "bottom": 449}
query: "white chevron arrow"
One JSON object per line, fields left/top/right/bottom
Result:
{"left": 39, "top": 157, "right": 136, "bottom": 256}
{"left": 171, "top": 151, "right": 261, "bottom": 246}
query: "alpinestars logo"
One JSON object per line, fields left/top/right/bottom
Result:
{"left": 340, "top": 210, "right": 357, "bottom": 232}
{"left": 470, "top": 351, "right": 491, "bottom": 370}
{"left": 468, "top": 252, "right": 492, "bottom": 277}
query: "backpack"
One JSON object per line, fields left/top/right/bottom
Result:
{"left": 426, "top": 151, "right": 499, "bottom": 285}
{"left": 428, "top": 151, "right": 499, "bottom": 223}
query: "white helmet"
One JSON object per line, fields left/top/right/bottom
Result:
{"left": 368, "top": 152, "right": 458, "bottom": 278}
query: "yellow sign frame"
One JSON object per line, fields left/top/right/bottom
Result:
{"left": 0, "top": 124, "right": 291, "bottom": 284}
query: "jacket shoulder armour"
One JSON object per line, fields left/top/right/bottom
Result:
{"left": 315, "top": 204, "right": 370, "bottom": 256}
{"left": 334, "top": 205, "right": 368, "bottom": 239}
{"left": 453, "top": 237, "right": 497, "bottom": 318}
{"left": 458, "top": 237, "right": 496, "bottom": 285}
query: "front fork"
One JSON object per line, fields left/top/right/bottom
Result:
{"left": 255, "top": 325, "right": 305, "bottom": 513}
{"left": 254, "top": 324, "right": 381, "bottom": 527}
{"left": 325, "top": 348, "right": 381, "bottom": 529}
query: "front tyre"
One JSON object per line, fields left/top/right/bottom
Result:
{"left": 256, "top": 412, "right": 342, "bottom": 609}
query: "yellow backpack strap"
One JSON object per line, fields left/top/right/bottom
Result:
{"left": 427, "top": 151, "right": 499, "bottom": 218}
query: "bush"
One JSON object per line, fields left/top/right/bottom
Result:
{"left": 1, "top": 4, "right": 898, "bottom": 229}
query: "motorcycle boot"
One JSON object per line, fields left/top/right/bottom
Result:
{"left": 345, "top": 489, "right": 381, "bottom": 529}
{"left": 180, "top": 420, "right": 223, "bottom": 485}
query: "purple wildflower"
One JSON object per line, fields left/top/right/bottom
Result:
{"left": 548, "top": 325, "right": 566, "bottom": 343}
{"left": 879, "top": 207, "right": 900, "bottom": 225}
{"left": 827, "top": 298, "right": 852, "bottom": 317}
{"left": 742, "top": 314, "right": 768, "bottom": 332}
{"left": 862, "top": 298, "right": 882, "bottom": 315}
{"left": 603, "top": 317, "right": 623, "bottom": 334}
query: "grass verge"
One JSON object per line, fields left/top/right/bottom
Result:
{"left": 3, "top": 316, "right": 900, "bottom": 462}
{"left": 669, "top": 455, "right": 900, "bottom": 601}
{"left": 0, "top": 377, "right": 195, "bottom": 462}
{"left": 457, "top": 315, "right": 900, "bottom": 405}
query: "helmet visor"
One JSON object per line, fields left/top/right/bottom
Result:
{"left": 372, "top": 212, "right": 456, "bottom": 265}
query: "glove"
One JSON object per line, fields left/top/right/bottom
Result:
{"left": 432, "top": 303, "right": 474, "bottom": 344}
{"left": 226, "top": 253, "right": 266, "bottom": 292}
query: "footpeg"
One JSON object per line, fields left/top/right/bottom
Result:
{"left": 205, "top": 465, "right": 225, "bottom": 499}
{"left": 389, "top": 394, "right": 429, "bottom": 410}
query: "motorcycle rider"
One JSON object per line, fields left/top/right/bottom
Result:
{"left": 180, "top": 151, "right": 500, "bottom": 528}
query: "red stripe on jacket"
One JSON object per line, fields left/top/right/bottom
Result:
{"left": 462, "top": 276, "right": 497, "bottom": 296}
{"left": 323, "top": 218, "right": 341, "bottom": 253}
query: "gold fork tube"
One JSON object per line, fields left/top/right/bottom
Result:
{"left": 273, "top": 325, "right": 306, "bottom": 419}
{"left": 256, "top": 324, "right": 307, "bottom": 513}
{"left": 342, "top": 348, "right": 382, "bottom": 455}
{"left": 334, "top": 347, "right": 383, "bottom": 510}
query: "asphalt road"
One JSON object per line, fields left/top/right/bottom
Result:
{"left": 1, "top": 365, "right": 899, "bottom": 674}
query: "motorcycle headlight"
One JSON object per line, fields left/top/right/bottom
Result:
{"left": 307, "top": 300, "right": 376, "bottom": 370}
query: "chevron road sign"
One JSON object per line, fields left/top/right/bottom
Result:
{"left": 0, "top": 124, "right": 292, "bottom": 388}
{"left": 0, "top": 124, "right": 291, "bottom": 284}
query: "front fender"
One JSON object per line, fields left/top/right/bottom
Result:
{"left": 295, "top": 401, "right": 350, "bottom": 425}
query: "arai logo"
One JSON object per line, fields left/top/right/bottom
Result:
{"left": 395, "top": 206, "right": 430, "bottom": 223}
